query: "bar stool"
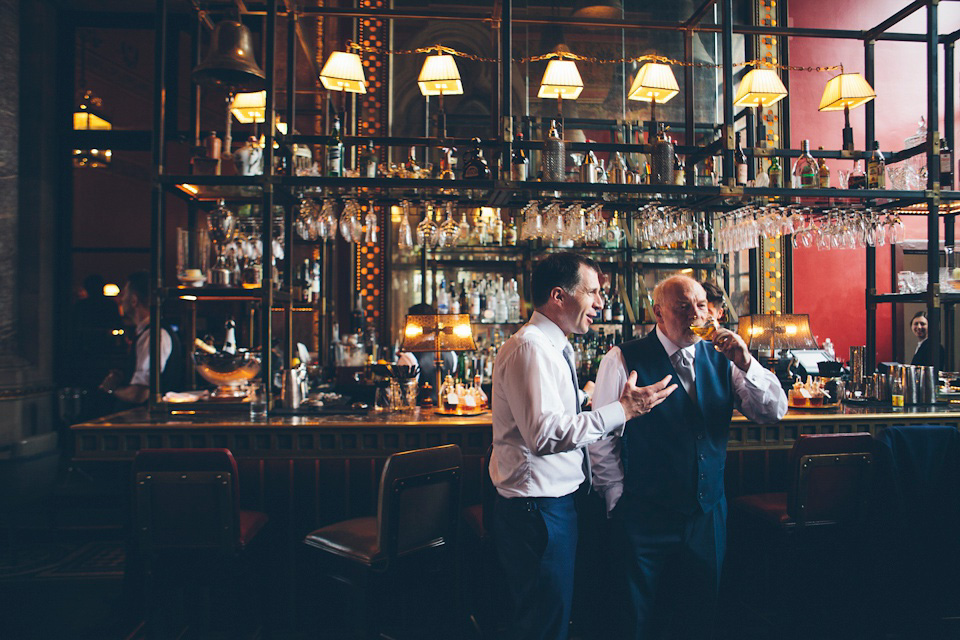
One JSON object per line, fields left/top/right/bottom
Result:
{"left": 728, "top": 433, "right": 874, "bottom": 636}
{"left": 303, "top": 444, "right": 462, "bottom": 640}
{"left": 131, "top": 448, "right": 269, "bottom": 640}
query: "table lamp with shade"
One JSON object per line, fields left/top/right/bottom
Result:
{"left": 319, "top": 47, "right": 368, "bottom": 133}
{"left": 737, "top": 313, "right": 819, "bottom": 389}
{"left": 627, "top": 62, "right": 680, "bottom": 142}
{"left": 400, "top": 313, "right": 477, "bottom": 409}
{"left": 538, "top": 52, "right": 584, "bottom": 128}
{"left": 733, "top": 67, "right": 788, "bottom": 150}
{"left": 818, "top": 71, "right": 876, "bottom": 152}
{"left": 418, "top": 49, "right": 463, "bottom": 139}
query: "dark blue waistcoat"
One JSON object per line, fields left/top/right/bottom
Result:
{"left": 619, "top": 332, "right": 735, "bottom": 514}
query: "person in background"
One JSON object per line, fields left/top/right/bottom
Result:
{"left": 396, "top": 302, "right": 457, "bottom": 404}
{"left": 910, "top": 310, "right": 946, "bottom": 368}
{"left": 490, "top": 252, "right": 677, "bottom": 640}
{"left": 589, "top": 275, "right": 786, "bottom": 639}
{"left": 701, "top": 280, "right": 727, "bottom": 324}
{"left": 98, "top": 271, "right": 180, "bottom": 405}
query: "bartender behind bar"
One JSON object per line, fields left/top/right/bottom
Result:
{"left": 98, "top": 271, "right": 182, "bottom": 405}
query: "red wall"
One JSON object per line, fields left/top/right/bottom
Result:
{"left": 787, "top": 0, "right": 959, "bottom": 363}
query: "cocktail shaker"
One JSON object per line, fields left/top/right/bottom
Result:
{"left": 849, "top": 346, "right": 866, "bottom": 384}
{"left": 919, "top": 366, "right": 937, "bottom": 404}
{"left": 900, "top": 365, "right": 919, "bottom": 405}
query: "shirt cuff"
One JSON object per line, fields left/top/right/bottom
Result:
{"left": 595, "top": 482, "right": 623, "bottom": 516}
{"left": 595, "top": 400, "right": 627, "bottom": 436}
{"left": 742, "top": 356, "right": 767, "bottom": 387}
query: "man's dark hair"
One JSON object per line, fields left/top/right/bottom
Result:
{"left": 531, "top": 252, "right": 600, "bottom": 307}
{"left": 701, "top": 281, "right": 726, "bottom": 309}
{"left": 126, "top": 270, "right": 150, "bottom": 305}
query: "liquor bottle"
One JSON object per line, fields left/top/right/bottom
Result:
{"left": 223, "top": 318, "right": 237, "bottom": 355}
{"left": 326, "top": 115, "right": 343, "bottom": 177}
{"left": 450, "top": 284, "right": 460, "bottom": 315}
{"left": 511, "top": 132, "right": 528, "bottom": 181}
{"left": 940, "top": 138, "right": 954, "bottom": 188}
{"left": 507, "top": 279, "right": 521, "bottom": 323}
{"left": 604, "top": 212, "right": 623, "bottom": 249}
{"left": 817, "top": 146, "right": 830, "bottom": 188}
{"left": 495, "top": 280, "right": 508, "bottom": 324}
{"left": 461, "top": 138, "right": 491, "bottom": 179}
{"left": 848, "top": 160, "right": 867, "bottom": 189}
{"left": 504, "top": 214, "right": 518, "bottom": 246}
{"left": 703, "top": 154, "right": 716, "bottom": 186}
{"left": 673, "top": 146, "right": 685, "bottom": 186}
{"left": 602, "top": 286, "right": 613, "bottom": 323}
{"left": 734, "top": 132, "right": 748, "bottom": 186}
{"left": 767, "top": 155, "right": 782, "bottom": 188}
{"left": 437, "top": 280, "right": 449, "bottom": 314}
{"left": 491, "top": 210, "right": 504, "bottom": 246}
{"left": 697, "top": 212, "right": 711, "bottom": 251}
{"left": 301, "top": 258, "right": 312, "bottom": 303}
{"left": 542, "top": 120, "right": 565, "bottom": 183}
{"left": 358, "top": 140, "right": 377, "bottom": 178}
{"left": 612, "top": 285, "right": 624, "bottom": 323}
{"left": 609, "top": 151, "right": 629, "bottom": 184}
{"left": 470, "top": 282, "right": 482, "bottom": 322}
{"left": 867, "top": 141, "right": 886, "bottom": 189}
{"left": 405, "top": 146, "right": 421, "bottom": 176}
{"left": 459, "top": 283, "right": 469, "bottom": 318}
{"left": 438, "top": 146, "right": 456, "bottom": 180}
{"left": 792, "top": 140, "right": 819, "bottom": 189}
{"left": 651, "top": 123, "right": 674, "bottom": 185}
{"left": 311, "top": 260, "right": 321, "bottom": 304}
{"left": 350, "top": 291, "right": 365, "bottom": 334}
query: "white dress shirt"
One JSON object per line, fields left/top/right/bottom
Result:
{"left": 588, "top": 326, "right": 787, "bottom": 513}
{"left": 490, "top": 311, "right": 627, "bottom": 498}
{"left": 129, "top": 319, "right": 172, "bottom": 387}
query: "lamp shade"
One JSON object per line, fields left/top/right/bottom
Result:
{"left": 418, "top": 54, "right": 464, "bottom": 96}
{"left": 319, "top": 51, "right": 367, "bottom": 94}
{"left": 400, "top": 314, "right": 477, "bottom": 353}
{"left": 818, "top": 72, "right": 876, "bottom": 111}
{"left": 733, "top": 68, "right": 788, "bottom": 108}
{"left": 627, "top": 62, "right": 680, "bottom": 103}
{"left": 230, "top": 90, "right": 267, "bottom": 124}
{"left": 571, "top": 0, "right": 623, "bottom": 19}
{"left": 736, "top": 314, "right": 819, "bottom": 352}
{"left": 538, "top": 59, "right": 584, "bottom": 100}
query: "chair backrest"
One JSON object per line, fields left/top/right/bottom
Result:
{"left": 376, "top": 444, "right": 462, "bottom": 561}
{"left": 786, "top": 433, "right": 874, "bottom": 525}
{"left": 133, "top": 448, "right": 241, "bottom": 554}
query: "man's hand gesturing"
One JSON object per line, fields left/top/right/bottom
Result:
{"left": 619, "top": 372, "right": 678, "bottom": 421}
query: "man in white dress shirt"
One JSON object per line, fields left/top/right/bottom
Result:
{"left": 490, "top": 252, "right": 678, "bottom": 640}
{"left": 589, "top": 275, "right": 787, "bottom": 639}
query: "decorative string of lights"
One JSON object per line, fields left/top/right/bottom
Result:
{"left": 343, "top": 40, "right": 846, "bottom": 73}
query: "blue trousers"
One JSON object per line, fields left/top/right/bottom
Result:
{"left": 492, "top": 493, "right": 578, "bottom": 640}
{"left": 612, "top": 495, "right": 727, "bottom": 640}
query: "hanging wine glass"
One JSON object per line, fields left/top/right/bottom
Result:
{"left": 542, "top": 201, "right": 563, "bottom": 244}
{"left": 297, "top": 197, "right": 319, "bottom": 240}
{"left": 207, "top": 199, "right": 237, "bottom": 284}
{"left": 340, "top": 199, "right": 363, "bottom": 243}
{"left": 398, "top": 200, "right": 414, "bottom": 251}
{"left": 416, "top": 201, "right": 439, "bottom": 247}
{"left": 519, "top": 200, "right": 542, "bottom": 242}
{"left": 436, "top": 201, "right": 461, "bottom": 248}
{"left": 364, "top": 200, "right": 378, "bottom": 244}
{"left": 318, "top": 199, "right": 338, "bottom": 241}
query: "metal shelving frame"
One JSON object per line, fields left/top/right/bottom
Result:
{"left": 148, "top": 0, "right": 960, "bottom": 411}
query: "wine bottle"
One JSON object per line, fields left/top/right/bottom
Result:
{"left": 792, "top": 140, "right": 819, "bottom": 189}
{"left": 461, "top": 138, "right": 491, "bottom": 179}
{"left": 767, "top": 155, "right": 782, "bottom": 188}
{"left": 326, "top": 115, "right": 343, "bottom": 177}
{"left": 511, "top": 132, "right": 528, "bottom": 182}
{"left": 817, "top": 146, "right": 830, "bottom": 188}
{"left": 940, "top": 137, "right": 954, "bottom": 188}
{"left": 734, "top": 131, "right": 748, "bottom": 186}
{"left": 223, "top": 318, "right": 237, "bottom": 355}
{"left": 358, "top": 140, "right": 377, "bottom": 178}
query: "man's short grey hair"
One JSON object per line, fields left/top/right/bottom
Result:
{"left": 652, "top": 275, "right": 701, "bottom": 307}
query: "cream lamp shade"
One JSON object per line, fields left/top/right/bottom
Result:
{"left": 737, "top": 313, "right": 819, "bottom": 352}
{"left": 418, "top": 54, "right": 464, "bottom": 96}
{"left": 538, "top": 58, "right": 584, "bottom": 100}
{"left": 734, "top": 68, "right": 788, "bottom": 108}
{"left": 319, "top": 51, "right": 368, "bottom": 94}
{"left": 818, "top": 72, "right": 876, "bottom": 111}
{"left": 627, "top": 63, "right": 679, "bottom": 103}
{"left": 230, "top": 90, "right": 267, "bottom": 124}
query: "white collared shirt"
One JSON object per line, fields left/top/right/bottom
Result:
{"left": 490, "top": 311, "right": 627, "bottom": 498}
{"left": 129, "top": 319, "right": 172, "bottom": 387}
{"left": 588, "top": 325, "right": 787, "bottom": 513}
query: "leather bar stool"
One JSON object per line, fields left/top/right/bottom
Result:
{"left": 728, "top": 433, "right": 874, "bottom": 636}
{"left": 303, "top": 444, "right": 462, "bottom": 640}
{"left": 131, "top": 448, "right": 269, "bottom": 640}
